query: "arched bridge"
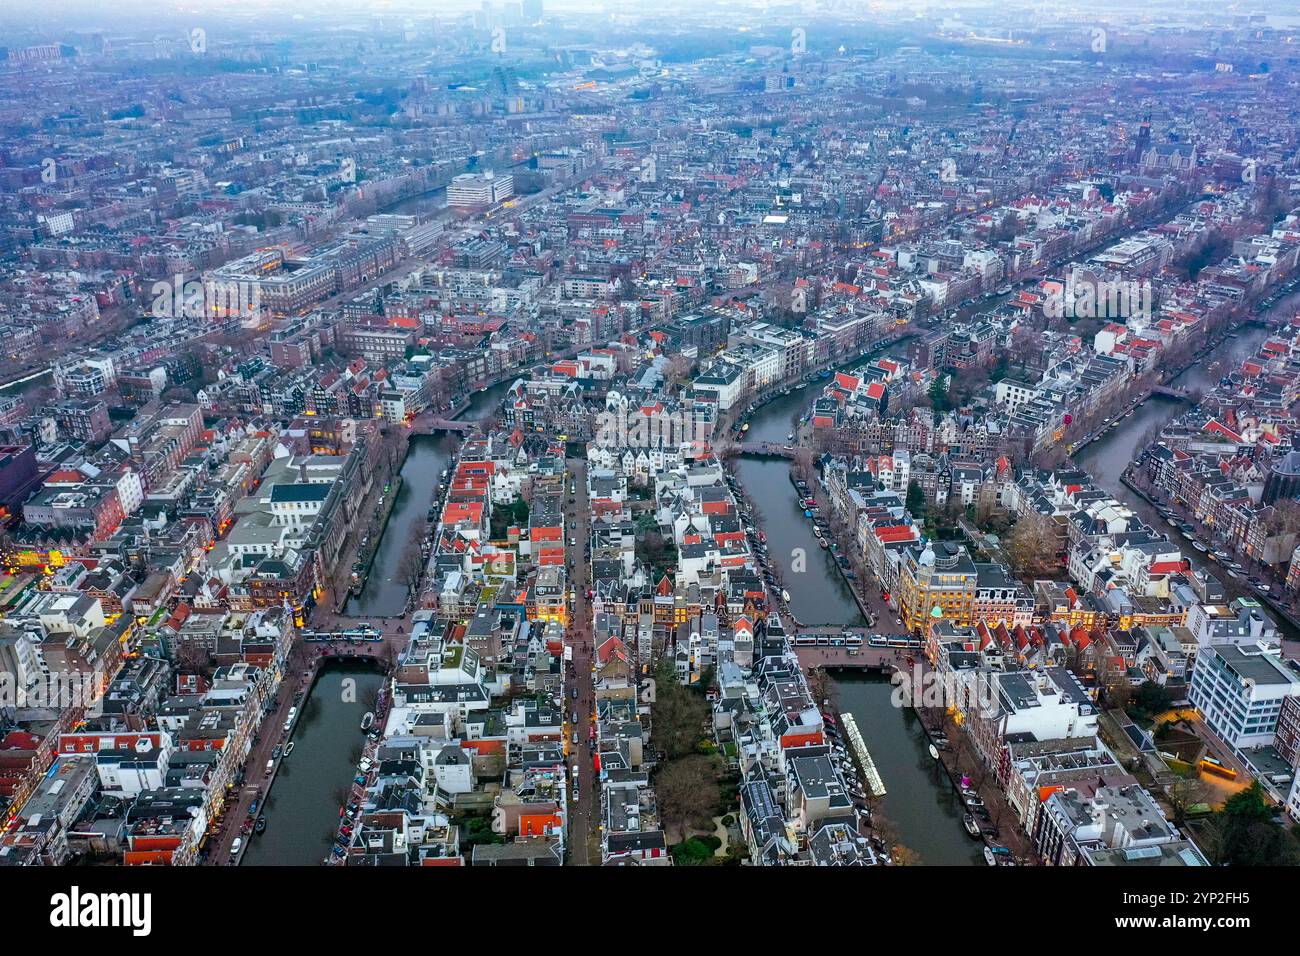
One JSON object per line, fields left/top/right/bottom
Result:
{"left": 424, "top": 418, "right": 478, "bottom": 434}
{"left": 732, "top": 442, "right": 797, "bottom": 458}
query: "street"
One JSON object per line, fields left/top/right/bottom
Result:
{"left": 564, "top": 457, "right": 597, "bottom": 864}
{"left": 205, "top": 641, "right": 307, "bottom": 865}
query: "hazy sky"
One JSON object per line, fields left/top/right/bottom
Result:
{"left": 6, "top": 0, "right": 1300, "bottom": 38}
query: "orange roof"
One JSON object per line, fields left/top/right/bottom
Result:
{"left": 442, "top": 501, "right": 484, "bottom": 525}
{"left": 1148, "top": 559, "right": 1186, "bottom": 575}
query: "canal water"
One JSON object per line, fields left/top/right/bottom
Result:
{"left": 0, "top": 369, "right": 53, "bottom": 397}
{"left": 242, "top": 663, "right": 385, "bottom": 866}
{"left": 250, "top": 380, "right": 518, "bottom": 861}
{"left": 736, "top": 342, "right": 981, "bottom": 864}
{"left": 736, "top": 449, "right": 865, "bottom": 628}
{"left": 382, "top": 185, "right": 448, "bottom": 219}
{"left": 1075, "top": 324, "right": 1270, "bottom": 494}
{"left": 835, "top": 675, "right": 987, "bottom": 865}
{"left": 1073, "top": 322, "right": 1296, "bottom": 632}
{"left": 343, "top": 379, "right": 515, "bottom": 617}
{"left": 343, "top": 432, "right": 459, "bottom": 618}
{"left": 733, "top": 340, "right": 912, "bottom": 627}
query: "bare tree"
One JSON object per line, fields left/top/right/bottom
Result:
{"left": 397, "top": 518, "right": 428, "bottom": 594}
{"left": 792, "top": 446, "right": 815, "bottom": 485}
{"left": 1163, "top": 775, "right": 1211, "bottom": 828}
{"left": 806, "top": 666, "right": 838, "bottom": 708}
{"left": 655, "top": 753, "right": 723, "bottom": 840}
{"left": 173, "top": 640, "right": 215, "bottom": 680}
{"left": 664, "top": 355, "right": 694, "bottom": 392}
{"left": 1004, "top": 512, "right": 1059, "bottom": 577}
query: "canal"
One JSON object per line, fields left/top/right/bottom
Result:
{"left": 733, "top": 339, "right": 912, "bottom": 627}
{"left": 343, "top": 432, "right": 458, "bottom": 618}
{"left": 344, "top": 378, "right": 515, "bottom": 618}
{"left": 381, "top": 185, "right": 448, "bottom": 219}
{"left": 249, "top": 379, "right": 518, "bottom": 863}
{"left": 835, "top": 675, "right": 987, "bottom": 865}
{"left": 1073, "top": 321, "right": 1298, "bottom": 635}
{"left": 241, "top": 663, "right": 385, "bottom": 866}
{"left": 0, "top": 369, "right": 53, "bottom": 397}
{"left": 735, "top": 341, "right": 982, "bottom": 864}
{"left": 1074, "top": 324, "right": 1271, "bottom": 495}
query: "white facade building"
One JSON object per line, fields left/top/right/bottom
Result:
{"left": 1189, "top": 643, "right": 1300, "bottom": 751}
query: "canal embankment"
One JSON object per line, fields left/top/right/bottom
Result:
{"left": 343, "top": 379, "right": 514, "bottom": 618}
{"left": 240, "top": 660, "right": 386, "bottom": 867}
{"left": 735, "top": 349, "right": 983, "bottom": 864}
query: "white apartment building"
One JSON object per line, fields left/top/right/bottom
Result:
{"left": 1189, "top": 643, "right": 1300, "bottom": 751}
{"left": 447, "top": 172, "right": 514, "bottom": 208}
{"left": 971, "top": 667, "right": 1099, "bottom": 765}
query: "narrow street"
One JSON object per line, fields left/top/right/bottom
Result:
{"left": 564, "top": 457, "right": 597, "bottom": 864}
{"left": 205, "top": 642, "right": 308, "bottom": 865}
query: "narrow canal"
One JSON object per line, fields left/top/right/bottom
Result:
{"left": 250, "top": 378, "right": 517, "bottom": 862}
{"left": 241, "top": 663, "right": 384, "bottom": 866}
{"left": 733, "top": 340, "right": 912, "bottom": 627}
{"left": 835, "top": 676, "right": 987, "bottom": 865}
{"left": 343, "top": 432, "right": 458, "bottom": 618}
{"left": 1075, "top": 324, "right": 1270, "bottom": 496}
{"left": 736, "top": 341, "right": 982, "bottom": 864}
{"left": 735, "top": 374, "right": 865, "bottom": 627}
{"left": 1074, "top": 321, "right": 1297, "bottom": 633}
{"left": 344, "top": 378, "right": 515, "bottom": 618}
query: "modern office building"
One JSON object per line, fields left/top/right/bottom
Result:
{"left": 448, "top": 172, "right": 514, "bottom": 208}
{"left": 1189, "top": 643, "right": 1300, "bottom": 750}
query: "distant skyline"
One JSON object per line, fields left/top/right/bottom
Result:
{"left": 8, "top": 0, "right": 1300, "bottom": 26}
